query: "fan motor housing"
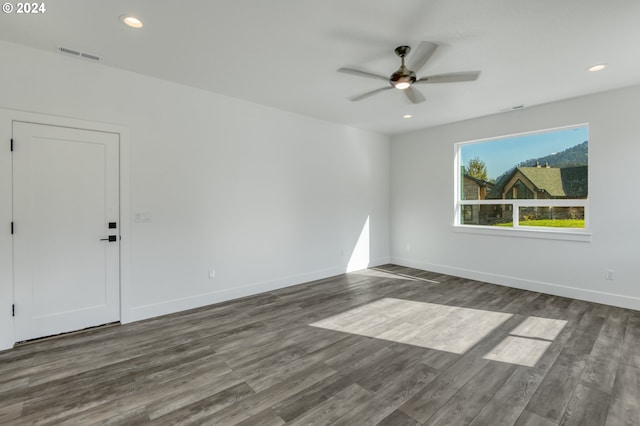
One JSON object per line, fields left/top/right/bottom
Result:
{"left": 390, "top": 67, "right": 416, "bottom": 88}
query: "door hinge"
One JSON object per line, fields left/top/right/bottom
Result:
{"left": 11, "top": 222, "right": 14, "bottom": 235}
{"left": 12, "top": 304, "right": 15, "bottom": 317}
{"left": 10, "top": 138, "right": 13, "bottom": 151}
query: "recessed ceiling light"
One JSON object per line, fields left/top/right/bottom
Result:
{"left": 403, "top": 114, "right": 413, "bottom": 119}
{"left": 587, "top": 64, "right": 606, "bottom": 72}
{"left": 121, "top": 15, "right": 143, "bottom": 28}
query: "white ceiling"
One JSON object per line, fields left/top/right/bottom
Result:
{"left": 2, "top": 0, "right": 640, "bottom": 135}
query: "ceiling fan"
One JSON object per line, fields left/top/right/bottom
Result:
{"left": 338, "top": 41, "right": 480, "bottom": 104}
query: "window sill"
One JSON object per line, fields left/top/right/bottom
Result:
{"left": 452, "top": 225, "right": 592, "bottom": 242}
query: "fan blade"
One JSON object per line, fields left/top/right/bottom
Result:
{"left": 416, "top": 71, "right": 481, "bottom": 84}
{"left": 337, "top": 67, "right": 389, "bottom": 82}
{"left": 407, "top": 41, "right": 438, "bottom": 73}
{"left": 350, "top": 86, "right": 393, "bottom": 101}
{"left": 404, "top": 86, "right": 426, "bottom": 104}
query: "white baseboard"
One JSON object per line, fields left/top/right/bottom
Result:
{"left": 123, "top": 257, "right": 390, "bottom": 324}
{"left": 391, "top": 257, "right": 640, "bottom": 311}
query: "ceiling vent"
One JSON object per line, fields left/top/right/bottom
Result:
{"left": 499, "top": 104, "right": 527, "bottom": 113}
{"left": 57, "top": 46, "right": 101, "bottom": 62}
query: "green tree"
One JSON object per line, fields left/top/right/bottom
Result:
{"left": 466, "top": 157, "right": 488, "bottom": 181}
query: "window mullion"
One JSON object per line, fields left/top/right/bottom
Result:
{"left": 513, "top": 201, "right": 520, "bottom": 228}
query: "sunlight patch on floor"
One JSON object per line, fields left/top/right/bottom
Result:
{"left": 483, "top": 336, "right": 552, "bottom": 367}
{"left": 310, "top": 298, "right": 567, "bottom": 368}
{"left": 482, "top": 316, "right": 567, "bottom": 366}
{"left": 510, "top": 316, "right": 567, "bottom": 340}
{"left": 310, "top": 298, "right": 512, "bottom": 354}
{"left": 350, "top": 269, "right": 418, "bottom": 281}
{"left": 368, "top": 268, "right": 441, "bottom": 283}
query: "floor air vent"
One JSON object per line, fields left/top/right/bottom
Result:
{"left": 57, "top": 46, "right": 101, "bottom": 62}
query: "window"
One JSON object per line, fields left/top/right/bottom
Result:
{"left": 455, "top": 125, "right": 589, "bottom": 238}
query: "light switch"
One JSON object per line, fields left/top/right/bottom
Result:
{"left": 135, "top": 212, "right": 152, "bottom": 222}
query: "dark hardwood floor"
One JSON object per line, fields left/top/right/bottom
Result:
{"left": 1, "top": 265, "right": 638, "bottom": 425}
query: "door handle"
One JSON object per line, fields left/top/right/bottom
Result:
{"left": 100, "top": 235, "right": 118, "bottom": 242}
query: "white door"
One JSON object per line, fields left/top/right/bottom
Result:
{"left": 12, "top": 122, "right": 120, "bottom": 342}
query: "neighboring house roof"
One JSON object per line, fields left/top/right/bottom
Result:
{"left": 518, "top": 167, "right": 566, "bottom": 196}
{"left": 464, "top": 174, "right": 494, "bottom": 188}
{"left": 488, "top": 165, "right": 587, "bottom": 198}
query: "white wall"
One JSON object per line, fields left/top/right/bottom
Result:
{"left": 391, "top": 84, "right": 640, "bottom": 310}
{"left": 0, "top": 41, "right": 390, "bottom": 349}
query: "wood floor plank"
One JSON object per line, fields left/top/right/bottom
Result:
{"left": 375, "top": 409, "right": 422, "bottom": 426}
{"left": 500, "top": 291, "right": 543, "bottom": 315}
{"left": 355, "top": 346, "right": 428, "bottom": 394}
{"left": 39, "top": 402, "right": 150, "bottom": 426}
{"left": 0, "top": 402, "right": 23, "bottom": 424}
{"left": 424, "top": 360, "right": 517, "bottom": 425}
{"left": 152, "top": 382, "right": 256, "bottom": 426}
{"left": 2, "top": 264, "right": 637, "bottom": 425}
{"left": 604, "top": 363, "right": 640, "bottom": 426}
{"left": 590, "top": 329, "right": 624, "bottom": 359}
{"left": 532, "top": 318, "right": 575, "bottom": 372}
{"left": 525, "top": 349, "right": 588, "bottom": 422}
{"left": 432, "top": 352, "right": 491, "bottom": 390}
{"left": 599, "top": 309, "right": 628, "bottom": 340}
{"left": 144, "top": 371, "right": 247, "bottom": 420}
{"left": 619, "top": 316, "right": 640, "bottom": 369}
{"left": 330, "top": 395, "right": 399, "bottom": 426}
{"left": 558, "top": 383, "right": 610, "bottom": 426}
{"left": 420, "top": 347, "right": 461, "bottom": 370}
{"left": 201, "top": 362, "right": 336, "bottom": 425}
{"left": 286, "top": 383, "right": 372, "bottom": 426}
{"left": 564, "top": 314, "right": 606, "bottom": 354}
{"left": 272, "top": 373, "right": 354, "bottom": 422}
{"left": 470, "top": 366, "right": 545, "bottom": 426}
{"left": 4, "top": 343, "right": 222, "bottom": 410}
{"left": 240, "top": 346, "right": 339, "bottom": 393}
{"left": 322, "top": 336, "right": 391, "bottom": 371}
{"left": 372, "top": 358, "right": 439, "bottom": 405}
{"left": 235, "top": 408, "right": 285, "bottom": 426}
{"left": 579, "top": 355, "right": 619, "bottom": 395}
{"left": 515, "top": 410, "right": 558, "bottom": 426}
{"left": 398, "top": 378, "right": 463, "bottom": 423}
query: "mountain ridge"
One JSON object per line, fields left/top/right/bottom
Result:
{"left": 493, "top": 141, "right": 587, "bottom": 186}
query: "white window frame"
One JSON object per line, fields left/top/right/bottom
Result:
{"left": 453, "top": 124, "right": 591, "bottom": 242}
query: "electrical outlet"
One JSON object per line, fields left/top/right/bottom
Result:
{"left": 208, "top": 269, "right": 216, "bottom": 279}
{"left": 605, "top": 269, "right": 615, "bottom": 280}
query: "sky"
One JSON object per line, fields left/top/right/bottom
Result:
{"left": 460, "top": 126, "right": 588, "bottom": 180}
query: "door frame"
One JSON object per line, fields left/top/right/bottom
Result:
{"left": 0, "top": 108, "right": 131, "bottom": 350}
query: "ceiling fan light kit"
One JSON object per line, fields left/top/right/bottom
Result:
{"left": 338, "top": 41, "right": 480, "bottom": 104}
{"left": 120, "top": 15, "right": 143, "bottom": 28}
{"left": 392, "top": 79, "right": 412, "bottom": 90}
